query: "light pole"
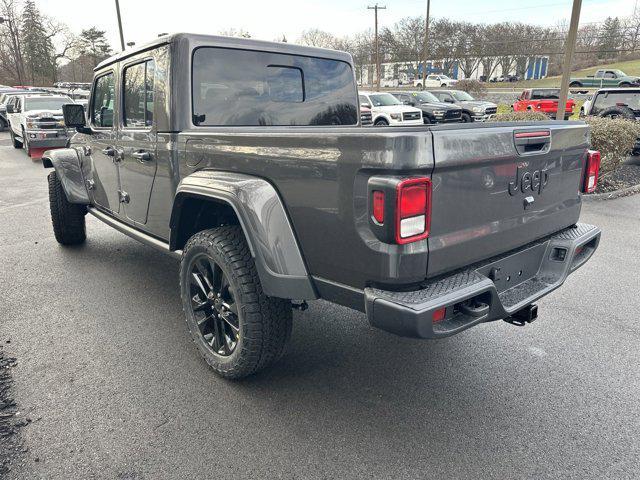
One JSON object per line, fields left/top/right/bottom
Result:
{"left": 422, "top": 0, "right": 431, "bottom": 84}
{"left": 114, "top": 0, "right": 126, "bottom": 51}
{"left": 367, "top": 4, "right": 386, "bottom": 91}
{"left": 557, "top": 0, "right": 582, "bottom": 120}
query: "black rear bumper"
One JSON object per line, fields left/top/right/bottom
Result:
{"left": 365, "top": 223, "right": 600, "bottom": 339}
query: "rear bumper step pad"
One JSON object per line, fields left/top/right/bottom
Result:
{"left": 365, "top": 223, "right": 600, "bottom": 339}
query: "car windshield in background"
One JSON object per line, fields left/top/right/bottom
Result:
{"left": 452, "top": 91, "right": 474, "bottom": 101}
{"left": 531, "top": 89, "right": 560, "bottom": 100}
{"left": 25, "top": 97, "right": 72, "bottom": 111}
{"left": 414, "top": 92, "right": 440, "bottom": 103}
{"left": 593, "top": 91, "right": 640, "bottom": 113}
{"left": 369, "top": 93, "right": 402, "bottom": 106}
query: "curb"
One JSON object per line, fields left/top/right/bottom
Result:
{"left": 582, "top": 183, "right": 640, "bottom": 201}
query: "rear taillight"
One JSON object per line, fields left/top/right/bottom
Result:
{"left": 395, "top": 178, "right": 431, "bottom": 244}
{"left": 372, "top": 191, "right": 385, "bottom": 223}
{"left": 583, "top": 150, "right": 601, "bottom": 194}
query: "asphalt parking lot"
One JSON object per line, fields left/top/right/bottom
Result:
{"left": 1, "top": 130, "right": 639, "bottom": 479}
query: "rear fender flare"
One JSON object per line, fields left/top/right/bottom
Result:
{"left": 170, "top": 171, "right": 317, "bottom": 300}
{"left": 41, "top": 148, "right": 90, "bottom": 204}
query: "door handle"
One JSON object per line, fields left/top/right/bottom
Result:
{"left": 101, "top": 147, "right": 115, "bottom": 156}
{"left": 131, "top": 150, "right": 152, "bottom": 162}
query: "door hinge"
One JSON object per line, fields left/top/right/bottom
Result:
{"left": 118, "top": 190, "right": 130, "bottom": 204}
{"left": 86, "top": 179, "right": 95, "bottom": 191}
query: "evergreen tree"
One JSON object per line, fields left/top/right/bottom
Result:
{"left": 597, "top": 17, "right": 622, "bottom": 59}
{"left": 21, "top": 0, "right": 54, "bottom": 84}
{"left": 78, "top": 27, "right": 112, "bottom": 68}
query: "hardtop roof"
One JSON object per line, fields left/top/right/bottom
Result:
{"left": 95, "top": 33, "right": 353, "bottom": 71}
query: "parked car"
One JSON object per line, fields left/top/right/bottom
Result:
{"left": 512, "top": 88, "right": 575, "bottom": 120}
{"left": 428, "top": 89, "right": 498, "bottom": 122}
{"left": 6, "top": 94, "right": 73, "bottom": 157}
{"left": 358, "top": 91, "right": 423, "bottom": 126}
{"left": 390, "top": 90, "right": 462, "bottom": 124}
{"left": 582, "top": 87, "right": 640, "bottom": 154}
{"left": 360, "top": 105, "right": 373, "bottom": 126}
{"left": 46, "top": 33, "right": 600, "bottom": 379}
{"left": 413, "top": 73, "right": 458, "bottom": 90}
{"left": 570, "top": 69, "right": 640, "bottom": 89}
{"left": 0, "top": 90, "right": 49, "bottom": 131}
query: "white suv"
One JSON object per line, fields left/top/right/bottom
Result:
{"left": 359, "top": 92, "right": 423, "bottom": 127}
{"left": 414, "top": 74, "right": 458, "bottom": 90}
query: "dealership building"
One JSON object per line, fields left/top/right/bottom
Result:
{"left": 356, "top": 56, "right": 549, "bottom": 85}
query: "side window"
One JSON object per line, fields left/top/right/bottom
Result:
{"left": 123, "top": 59, "right": 155, "bottom": 127}
{"left": 595, "top": 71, "right": 604, "bottom": 79}
{"left": 92, "top": 72, "right": 115, "bottom": 128}
{"left": 604, "top": 71, "right": 615, "bottom": 79}
{"left": 192, "top": 47, "right": 357, "bottom": 126}
{"left": 359, "top": 95, "right": 371, "bottom": 107}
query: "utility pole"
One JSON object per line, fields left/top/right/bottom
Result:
{"left": 368, "top": 4, "right": 386, "bottom": 91}
{"left": 114, "top": 0, "right": 126, "bottom": 51}
{"left": 557, "top": 0, "right": 582, "bottom": 120}
{"left": 422, "top": 0, "right": 431, "bottom": 84}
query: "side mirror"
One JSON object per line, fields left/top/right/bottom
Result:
{"left": 444, "top": 98, "right": 454, "bottom": 103}
{"left": 6, "top": 104, "right": 14, "bottom": 113}
{"left": 402, "top": 100, "right": 411, "bottom": 105}
{"left": 360, "top": 103, "right": 371, "bottom": 109}
{"left": 63, "top": 103, "right": 86, "bottom": 128}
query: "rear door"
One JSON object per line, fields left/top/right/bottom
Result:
{"left": 117, "top": 56, "right": 157, "bottom": 225}
{"left": 427, "top": 123, "right": 588, "bottom": 277}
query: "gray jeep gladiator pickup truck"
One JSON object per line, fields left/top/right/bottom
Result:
{"left": 44, "top": 34, "right": 601, "bottom": 379}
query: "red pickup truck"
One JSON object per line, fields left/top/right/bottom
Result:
{"left": 513, "top": 88, "right": 575, "bottom": 120}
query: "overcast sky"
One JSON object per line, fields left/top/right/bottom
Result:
{"left": 39, "top": 0, "right": 636, "bottom": 50}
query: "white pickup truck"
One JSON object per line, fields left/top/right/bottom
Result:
{"left": 414, "top": 74, "right": 458, "bottom": 90}
{"left": 6, "top": 94, "right": 73, "bottom": 157}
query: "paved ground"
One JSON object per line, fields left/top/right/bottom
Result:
{"left": 1, "top": 131, "right": 639, "bottom": 479}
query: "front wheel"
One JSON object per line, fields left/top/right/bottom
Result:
{"left": 180, "top": 226, "right": 293, "bottom": 379}
{"left": 569, "top": 81, "right": 582, "bottom": 88}
{"left": 415, "top": 83, "right": 423, "bottom": 90}
{"left": 619, "top": 82, "right": 632, "bottom": 87}
{"left": 10, "top": 127, "right": 22, "bottom": 148}
{"left": 461, "top": 112, "right": 472, "bottom": 123}
{"left": 0, "top": 117, "right": 6, "bottom": 131}
{"left": 48, "top": 171, "right": 86, "bottom": 245}
{"left": 374, "top": 118, "right": 389, "bottom": 126}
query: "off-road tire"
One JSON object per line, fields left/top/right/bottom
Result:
{"left": 461, "top": 112, "right": 472, "bottom": 123}
{"left": 599, "top": 105, "right": 636, "bottom": 121}
{"left": 10, "top": 128, "right": 22, "bottom": 148}
{"left": 47, "top": 171, "right": 86, "bottom": 245}
{"left": 180, "top": 226, "right": 292, "bottom": 379}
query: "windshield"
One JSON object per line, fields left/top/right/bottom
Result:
{"left": 531, "top": 89, "right": 560, "bottom": 100}
{"left": 413, "top": 91, "right": 439, "bottom": 103}
{"left": 24, "top": 97, "right": 72, "bottom": 111}
{"left": 368, "top": 93, "right": 402, "bottom": 106}
{"left": 439, "top": 74, "right": 450, "bottom": 79}
{"left": 593, "top": 91, "right": 640, "bottom": 114}
{"left": 612, "top": 70, "right": 626, "bottom": 77}
{"left": 452, "top": 91, "right": 474, "bottom": 101}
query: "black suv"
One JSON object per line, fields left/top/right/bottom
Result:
{"left": 390, "top": 91, "right": 462, "bottom": 124}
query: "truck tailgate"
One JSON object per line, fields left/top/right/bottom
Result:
{"left": 427, "top": 122, "right": 589, "bottom": 277}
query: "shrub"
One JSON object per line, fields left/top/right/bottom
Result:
{"left": 455, "top": 79, "right": 487, "bottom": 97}
{"left": 583, "top": 116, "right": 640, "bottom": 175}
{"left": 488, "top": 111, "right": 550, "bottom": 122}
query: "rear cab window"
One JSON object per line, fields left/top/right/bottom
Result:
{"left": 191, "top": 47, "right": 358, "bottom": 126}
{"left": 123, "top": 59, "right": 155, "bottom": 128}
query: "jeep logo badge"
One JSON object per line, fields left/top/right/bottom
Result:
{"left": 508, "top": 166, "right": 549, "bottom": 196}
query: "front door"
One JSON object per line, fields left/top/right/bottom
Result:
{"left": 117, "top": 58, "right": 158, "bottom": 225}
{"left": 87, "top": 71, "right": 121, "bottom": 213}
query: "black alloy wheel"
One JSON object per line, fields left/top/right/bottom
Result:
{"left": 187, "top": 254, "right": 240, "bottom": 357}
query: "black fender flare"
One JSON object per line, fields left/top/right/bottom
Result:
{"left": 170, "top": 171, "right": 317, "bottom": 300}
{"left": 41, "top": 148, "right": 90, "bottom": 204}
